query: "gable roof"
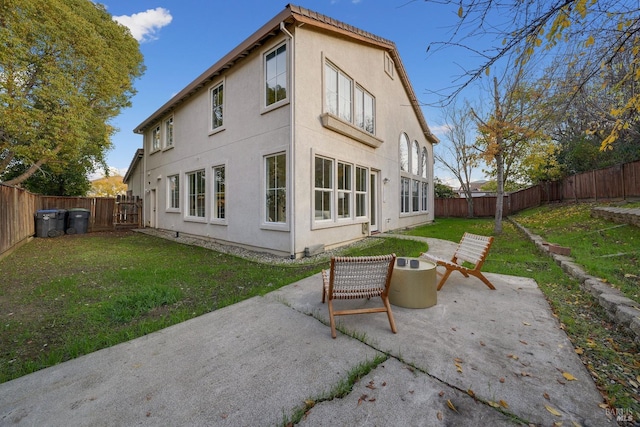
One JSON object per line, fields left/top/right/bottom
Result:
{"left": 133, "top": 4, "right": 438, "bottom": 144}
{"left": 123, "top": 148, "right": 143, "bottom": 184}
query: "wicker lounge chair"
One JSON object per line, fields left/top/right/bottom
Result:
{"left": 321, "top": 254, "right": 397, "bottom": 339}
{"left": 421, "top": 232, "right": 495, "bottom": 290}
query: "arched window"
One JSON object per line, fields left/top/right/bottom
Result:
{"left": 412, "top": 141, "right": 420, "bottom": 175}
{"left": 399, "top": 133, "right": 409, "bottom": 172}
{"left": 421, "top": 147, "right": 428, "bottom": 179}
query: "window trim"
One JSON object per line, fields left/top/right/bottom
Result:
{"left": 151, "top": 125, "right": 161, "bottom": 152}
{"left": 210, "top": 80, "right": 225, "bottom": 134}
{"left": 262, "top": 150, "right": 288, "bottom": 230}
{"left": 262, "top": 41, "right": 289, "bottom": 113}
{"left": 166, "top": 173, "right": 180, "bottom": 212}
{"left": 185, "top": 169, "right": 206, "bottom": 222}
{"left": 163, "top": 117, "right": 174, "bottom": 150}
{"left": 211, "top": 164, "right": 226, "bottom": 223}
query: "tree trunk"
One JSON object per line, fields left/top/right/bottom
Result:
{"left": 492, "top": 77, "right": 504, "bottom": 234}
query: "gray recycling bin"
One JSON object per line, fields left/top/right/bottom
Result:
{"left": 66, "top": 208, "right": 90, "bottom": 234}
{"left": 35, "top": 209, "right": 59, "bottom": 238}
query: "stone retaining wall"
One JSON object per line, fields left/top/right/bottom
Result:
{"left": 510, "top": 219, "right": 640, "bottom": 343}
{"left": 591, "top": 207, "right": 640, "bottom": 227}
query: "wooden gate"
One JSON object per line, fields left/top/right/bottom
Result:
{"left": 114, "top": 195, "right": 142, "bottom": 228}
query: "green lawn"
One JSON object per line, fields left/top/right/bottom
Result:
{"left": 1, "top": 203, "right": 638, "bottom": 413}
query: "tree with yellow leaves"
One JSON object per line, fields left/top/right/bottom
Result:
{"left": 427, "top": 0, "right": 640, "bottom": 151}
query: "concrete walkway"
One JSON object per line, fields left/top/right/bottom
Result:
{"left": 0, "top": 239, "right": 615, "bottom": 426}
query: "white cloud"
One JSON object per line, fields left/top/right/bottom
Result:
{"left": 113, "top": 7, "right": 172, "bottom": 43}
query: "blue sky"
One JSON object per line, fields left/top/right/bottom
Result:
{"left": 102, "top": 1, "right": 486, "bottom": 182}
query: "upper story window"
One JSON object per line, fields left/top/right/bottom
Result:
{"left": 355, "top": 86, "right": 375, "bottom": 134}
{"left": 325, "top": 63, "right": 352, "bottom": 122}
{"left": 265, "top": 44, "right": 287, "bottom": 107}
{"left": 325, "top": 61, "right": 376, "bottom": 134}
{"left": 152, "top": 125, "right": 161, "bottom": 151}
{"left": 211, "top": 82, "right": 224, "bottom": 130}
{"left": 384, "top": 52, "right": 395, "bottom": 79}
{"left": 164, "top": 117, "right": 173, "bottom": 148}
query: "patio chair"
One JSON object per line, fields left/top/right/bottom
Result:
{"left": 421, "top": 232, "right": 495, "bottom": 291}
{"left": 321, "top": 254, "right": 397, "bottom": 339}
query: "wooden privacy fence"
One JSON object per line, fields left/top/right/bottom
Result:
{"left": 1, "top": 184, "right": 142, "bottom": 258}
{"left": 436, "top": 160, "right": 640, "bottom": 218}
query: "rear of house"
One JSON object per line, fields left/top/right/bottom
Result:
{"left": 132, "top": 5, "right": 438, "bottom": 258}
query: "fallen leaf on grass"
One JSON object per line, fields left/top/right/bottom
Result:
{"left": 562, "top": 372, "right": 577, "bottom": 381}
{"left": 545, "top": 405, "right": 562, "bottom": 416}
{"left": 447, "top": 399, "right": 458, "bottom": 413}
{"left": 304, "top": 400, "right": 315, "bottom": 409}
{"left": 575, "top": 347, "right": 584, "bottom": 355}
{"left": 598, "top": 403, "right": 609, "bottom": 409}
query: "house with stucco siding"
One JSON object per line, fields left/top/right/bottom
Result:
{"left": 131, "top": 4, "right": 438, "bottom": 258}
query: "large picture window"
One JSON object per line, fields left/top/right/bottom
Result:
{"left": 400, "top": 177, "right": 411, "bottom": 214}
{"left": 314, "top": 157, "right": 333, "bottom": 221}
{"left": 399, "top": 133, "right": 409, "bottom": 172}
{"left": 211, "top": 83, "right": 224, "bottom": 130}
{"left": 265, "top": 44, "right": 287, "bottom": 106}
{"left": 266, "top": 153, "right": 286, "bottom": 223}
{"left": 187, "top": 170, "right": 205, "bottom": 218}
{"left": 212, "top": 165, "right": 225, "bottom": 220}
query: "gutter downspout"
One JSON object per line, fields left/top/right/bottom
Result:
{"left": 280, "top": 21, "right": 296, "bottom": 259}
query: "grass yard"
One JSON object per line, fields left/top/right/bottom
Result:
{"left": 1, "top": 202, "right": 638, "bottom": 414}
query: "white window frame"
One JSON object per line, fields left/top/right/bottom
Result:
{"left": 210, "top": 81, "right": 224, "bottom": 132}
{"left": 355, "top": 166, "right": 368, "bottom": 218}
{"left": 265, "top": 152, "right": 287, "bottom": 225}
{"left": 400, "top": 177, "right": 411, "bottom": 214}
{"left": 151, "top": 125, "right": 161, "bottom": 152}
{"left": 399, "top": 133, "right": 430, "bottom": 215}
{"left": 186, "top": 169, "right": 206, "bottom": 220}
{"left": 211, "top": 164, "right": 226, "bottom": 222}
{"left": 164, "top": 117, "right": 174, "bottom": 149}
{"left": 384, "top": 52, "right": 395, "bottom": 79}
{"left": 337, "top": 162, "right": 352, "bottom": 219}
{"left": 421, "top": 181, "right": 429, "bottom": 212}
{"left": 167, "top": 174, "right": 180, "bottom": 211}
{"left": 264, "top": 42, "right": 288, "bottom": 110}
{"left": 355, "top": 85, "right": 375, "bottom": 134}
{"left": 314, "top": 156, "right": 333, "bottom": 222}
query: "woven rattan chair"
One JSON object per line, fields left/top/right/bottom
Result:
{"left": 321, "top": 254, "right": 397, "bottom": 339}
{"left": 421, "top": 232, "right": 495, "bottom": 290}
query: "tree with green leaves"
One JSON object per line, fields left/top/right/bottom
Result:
{"left": 0, "top": 0, "right": 144, "bottom": 190}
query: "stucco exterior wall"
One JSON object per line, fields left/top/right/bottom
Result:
{"left": 138, "top": 17, "right": 434, "bottom": 258}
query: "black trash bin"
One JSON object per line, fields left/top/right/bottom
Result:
{"left": 35, "top": 209, "right": 59, "bottom": 238}
{"left": 66, "top": 208, "right": 90, "bottom": 234}
{"left": 55, "top": 209, "right": 67, "bottom": 236}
